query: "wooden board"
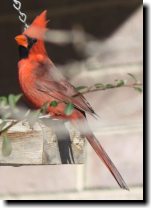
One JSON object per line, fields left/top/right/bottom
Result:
{"left": 0, "top": 120, "right": 86, "bottom": 165}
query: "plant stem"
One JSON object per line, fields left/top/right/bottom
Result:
{"left": 0, "top": 120, "right": 18, "bottom": 136}
{"left": 74, "top": 82, "right": 142, "bottom": 97}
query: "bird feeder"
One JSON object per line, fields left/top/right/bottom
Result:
{"left": 0, "top": 120, "right": 86, "bottom": 165}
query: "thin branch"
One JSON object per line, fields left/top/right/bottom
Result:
{"left": 74, "top": 82, "right": 143, "bottom": 97}
{"left": 0, "top": 120, "right": 18, "bottom": 136}
{"left": 0, "top": 79, "right": 143, "bottom": 135}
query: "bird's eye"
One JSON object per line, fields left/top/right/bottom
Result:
{"left": 32, "top": 38, "right": 37, "bottom": 44}
{"left": 30, "top": 38, "right": 37, "bottom": 46}
{"left": 25, "top": 35, "right": 37, "bottom": 48}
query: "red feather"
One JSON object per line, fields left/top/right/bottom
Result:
{"left": 24, "top": 10, "right": 48, "bottom": 55}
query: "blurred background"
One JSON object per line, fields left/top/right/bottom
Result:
{"left": 0, "top": 0, "right": 143, "bottom": 200}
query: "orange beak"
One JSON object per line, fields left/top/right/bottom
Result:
{"left": 15, "top": 34, "right": 28, "bottom": 48}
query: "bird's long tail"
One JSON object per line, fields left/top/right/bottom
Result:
{"left": 73, "top": 119, "right": 129, "bottom": 190}
{"left": 85, "top": 132, "right": 129, "bottom": 190}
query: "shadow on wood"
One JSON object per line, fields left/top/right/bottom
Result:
{"left": 0, "top": 120, "right": 85, "bottom": 165}
{"left": 47, "top": 120, "right": 75, "bottom": 164}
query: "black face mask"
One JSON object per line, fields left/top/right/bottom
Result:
{"left": 18, "top": 35, "right": 37, "bottom": 60}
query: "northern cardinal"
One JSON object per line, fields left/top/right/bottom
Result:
{"left": 15, "top": 11, "right": 128, "bottom": 190}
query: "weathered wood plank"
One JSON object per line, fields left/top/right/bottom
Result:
{"left": 0, "top": 121, "right": 85, "bottom": 165}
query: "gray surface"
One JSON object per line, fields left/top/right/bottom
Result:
{"left": 0, "top": 187, "right": 143, "bottom": 200}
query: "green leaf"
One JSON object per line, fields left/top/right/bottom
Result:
{"left": 0, "top": 96, "right": 8, "bottom": 106}
{"left": 0, "top": 121, "right": 7, "bottom": 131}
{"left": 115, "top": 80, "right": 125, "bottom": 87}
{"left": 50, "top": 101, "right": 58, "bottom": 107}
{"left": 14, "top": 94, "right": 22, "bottom": 104}
{"left": 8, "top": 94, "right": 15, "bottom": 108}
{"left": 95, "top": 83, "right": 105, "bottom": 88}
{"left": 128, "top": 73, "right": 137, "bottom": 83}
{"left": 105, "top": 84, "right": 114, "bottom": 88}
{"left": 0, "top": 94, "right": 22, "bottom": 108}
{"left": 2, "top": 134, "right": 12, "bottom": 156}
{"left": 64, "top": 103, "right": 74, "bottom": 115}
{"left": 76, "top": 86, "right": 87, "bottom": 91}
{"left": 134, "top": 87, "right": 143, "bottom": 93}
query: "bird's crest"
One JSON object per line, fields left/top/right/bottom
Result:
{"left": 24, "top": 10, "right": 48, "bottom": 55}
{"left": 27, "top": 10, "right": 47, "bottom": 31}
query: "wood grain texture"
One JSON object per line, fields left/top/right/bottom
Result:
{"left": 0, "top": 121, "right": 85, "bottom": 165}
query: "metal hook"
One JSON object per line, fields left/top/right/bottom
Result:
{"left": 19, "top": 12, "right": 27, "bottom": 24}
{"left": 13, "top": 1, "right": 21, "bottom": 11}
{"left": 12, "top": 0, "right": 29, "bottom": 29}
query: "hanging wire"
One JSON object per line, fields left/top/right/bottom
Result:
{"left": 12, "top": 0, "right": 29, "bottom": 29}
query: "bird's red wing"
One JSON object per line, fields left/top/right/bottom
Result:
{"left": 36, "top": 78, "right": 96, "bottom": 117}
{"left": 34, "top": 58, "right": 97, "bottom": 116}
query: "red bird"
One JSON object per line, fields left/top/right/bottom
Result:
{"left": 15, "top": 11, "right": 128, "bottom": 190}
